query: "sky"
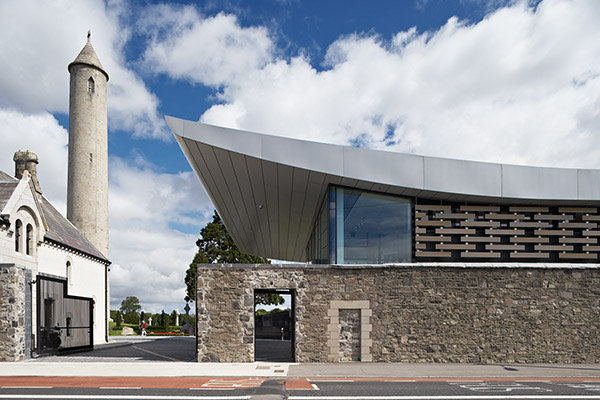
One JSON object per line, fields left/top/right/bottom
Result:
{"left": 1, "top": 0, "right": 599, "bottom": 313}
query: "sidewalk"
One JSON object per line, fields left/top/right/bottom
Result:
{"left": 287, "top": 363, "right": 600, "bottom": 379}
{"left": 0, "top": 361, "right": 598, "bottom": 379}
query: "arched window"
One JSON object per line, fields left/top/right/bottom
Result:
{"left": 66, "top": 316, "right": 72, "bottom": 337}
{"left": 26, "top": 224, "right": 33, "bottom": 255}
{"left": 15, "top": 219, "right": 22, "bottom": 252}
{"left": 88, "top": 77, "right": 95, "bottom": 93}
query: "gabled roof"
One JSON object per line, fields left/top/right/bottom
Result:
{"left": 40, "top": 196, "right": 108, "bottom": 262}
{"left": 0, "top": 181, "right": 19, "bottom": 212}
{"left": 0, "top": 169, "right": 108, "bottom": 263}
{"left": 68, "top": 36, "right": 109, "bottom": 81}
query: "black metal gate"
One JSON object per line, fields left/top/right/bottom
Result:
{"left": 36, "top": 275, "right": 94, "bottom": 354}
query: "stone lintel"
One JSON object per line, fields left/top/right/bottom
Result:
{"left": 330, "top": 300, "right": 370, "bottom": 309}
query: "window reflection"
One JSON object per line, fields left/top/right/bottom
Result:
{"left": 333, "top": 187, "right": 412, "bottom": 264}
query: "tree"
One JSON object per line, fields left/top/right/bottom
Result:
{"left": 161, "top": 310, "right": 170, "bottom": 332}
{"left": 120, "top": 296, "right": 142, "bottom": 325}
{"left": 185, "top": 211, "right": 269, "bottom": 301}
{"left": 120, "top": 296, "right": 142, "bottom": 315}
{"left": 255, "top": 293, "right": 285, "bottom": 306}
{"left": 170, "top": 310, "right": 179, "bottom": 326}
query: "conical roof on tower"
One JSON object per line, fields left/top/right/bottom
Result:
{"left": 68, "top": 31, "right": 109, "bottom": 81}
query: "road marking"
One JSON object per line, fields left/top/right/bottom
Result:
{"left": 286, "top": 378, "right": 318, "bottom": 390}
{"left": 190, "top": 388, "right": 235, "bottom": 390}
{"left": 448, "top": 382, "right": 551, "bottom": 393}
{"left": 556, "top": 383, "right": 600, "bottom": 391}
{"left": 288, "top": 396, "right": 600, "bottom": 399}
{"left": 0, "top": 387, "right": 53, "bottom": 389}
{"left": 0, "top": 395, "right": 251, "bottom": 399}
{"left": 130, "top": 345, "right": 180, "bottom": 362}
{"left": 98, "top": 387, "right": 141, "bottom": 390}
{"left": 200, "top": 378, "right": 264, "bottom": 388}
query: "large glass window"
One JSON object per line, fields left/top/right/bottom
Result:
{"left": 306, "top": 197, "right": 329, "bottom": 264}
{"left": 331, "top": 186, "right": 412, "bottom": 264}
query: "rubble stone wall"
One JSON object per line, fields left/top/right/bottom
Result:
{"left": 196, "top": 264, "right": 600, "bottom": 363}
{"left": 0, "top": 264, "right": 26, "bottom": 361}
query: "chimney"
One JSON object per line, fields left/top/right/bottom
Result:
{"left": 14, "top": 150, "right": 42, "bottom": 195}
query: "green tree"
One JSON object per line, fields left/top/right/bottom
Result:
{"left": 255, "top": 293, "right": 285, "bottom": 306}
{"left": 120, "top": 296, "right": 142, "bottom": 325}
{"left": 120, "top": 296, "right": 142, "bottom": 315}
{"left": 170, "top": 310, "right": 179, "bottom": 326}
{"left": 185, "top": 211, "right": 269, "bottom": 301}
{"left": 161, "top": 310, "right": 170, "bottom": 332}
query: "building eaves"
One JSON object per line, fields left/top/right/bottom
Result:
{"left": 40, "top": 196, "right": 109, "bottom": 263}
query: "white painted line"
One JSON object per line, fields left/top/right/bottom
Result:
{"left": 130, "top": 345, "right": 180, "bottom": 362}
{"left": 189, "top": 388, "right": 235, "bottom": 391}
{"left": 0, "top": 396, "right": 251, "bottom": 399}
{"left": 98, "top": 387, "right": 142, "bottom": 390}
{"left": 0, "top": 387, "right": 53, "bottom": 389}
{"left": 448, "top": 380, "right": 484, "bottom": 383}
{"left": 312, "top": 383, "right": 320, "bottom": 390}
{"left": 300, "top": 396, "right": 600, "bottom": 399}
{"left": 308, "top": 379, "right": 355, "bottom": 382}
{"left": 383, "top": 380, "right": 417, "bottom": 383}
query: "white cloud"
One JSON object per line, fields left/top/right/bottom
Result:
{"left": 0, "top": 0, "right": 167, "bottom": 139}
{"left": 0, "top": 0, "right": 213, "bottom": 314}
{"left": 0, "top": 108, "right": 213, "bottom": 313}
{"left": 0, "top": 110, "right": 68, "bottom": 212}
{"left": 108, "top": 158, "right": 213, "bottom": 313}
{"left": 195, "top": 0, "right": 600, "bottom": 169}
{"left": 140, "top": 5, "right": 274, "bottom": 87}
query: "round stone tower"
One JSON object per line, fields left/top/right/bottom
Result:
{"left": 67, "top": 31, "right": 109, "bottom": 257}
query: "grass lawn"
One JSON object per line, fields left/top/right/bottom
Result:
{"left": 108, "top": 321, "right": 185, "bottom": 336}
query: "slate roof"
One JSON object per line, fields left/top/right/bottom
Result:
{"left": 0, "top": 170, "right": 13, "bottom": 180}
{"left": 0, "top": 181, "right": 18, "bottom": 212}
{"left": 0, "top": 169, "right": 108, "bottom": 263}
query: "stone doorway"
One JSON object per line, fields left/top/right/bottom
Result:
{"left": 254, "top": 289, "right": 294, "bottom": 362}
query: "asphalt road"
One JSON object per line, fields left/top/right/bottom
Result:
{"left": 2, "top": 378, "right": 600, "bottom": 399}
{"left": 255, "top": 339, "right": 293, "bottom": 362}
{"left": 32, "top": 336, "right": 197, "bottom": 362}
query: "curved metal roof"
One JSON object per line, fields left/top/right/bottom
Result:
{"left": 166, "top": 115, "right": 600, "bottom": 261}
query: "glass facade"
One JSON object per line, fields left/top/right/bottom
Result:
{"left": 307, "top": 186, "right": 412, "bottom": 264}
{"left": 306, "top": 196, "right": 329, "bottom": 264}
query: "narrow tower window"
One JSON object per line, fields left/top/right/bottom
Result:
{"left": 15, "top": 219, "right": 22, "bottom": 252}
{"left": 88, "top": 77, "right": 95, "bottom": 93}
{"left": 66, "top": 261, "right": 72, "bottom": 287}
{"left": 26, "top": 224, "right": 33, "bottom": 255}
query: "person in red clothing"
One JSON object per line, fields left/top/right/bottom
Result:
{"left": 141, "top": 320, "right": 147, "bottom": 336}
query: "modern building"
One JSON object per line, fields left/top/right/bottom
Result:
{"left": 0, "top": 33, "right": 110, "bottom": 361}
{"left": 167, "top": 116, "right": 600, "bottom": 364}
{"left": 167, "top": 116, "right": 600, "bottom": 265}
